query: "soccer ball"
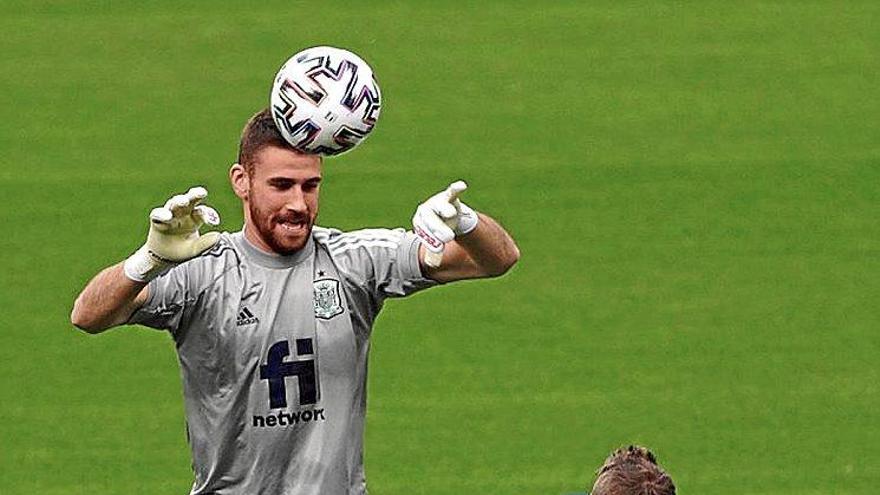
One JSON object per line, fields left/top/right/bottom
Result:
{"left": 270, "top": 46, "right": 382, "bottom": 156}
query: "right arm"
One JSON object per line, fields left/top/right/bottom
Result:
{"left": 70, "top": 263, "right": 149, "bottom": 334}
{"left": 70, "top": 186, "right": 221, "bottom": 334}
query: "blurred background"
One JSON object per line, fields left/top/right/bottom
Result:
{"left": 1, "top": 1, "right": 877, "bottom": 493}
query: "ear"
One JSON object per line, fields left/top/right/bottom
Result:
{"left": 230, "top": 163, "right": 249, "bottom": 201}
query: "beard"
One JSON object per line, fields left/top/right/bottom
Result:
{"left": 248, "top": 199, "right": 314, "bottom": 255}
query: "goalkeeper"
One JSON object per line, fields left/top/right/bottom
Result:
{"left": 70, "top": 108, "right": 519, "bottom": 495}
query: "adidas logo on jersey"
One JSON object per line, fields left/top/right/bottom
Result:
{"left": 236, "top": 307, "right": 259, "bottom": 326}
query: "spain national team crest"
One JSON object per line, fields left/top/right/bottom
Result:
{"left": 313, "top": 278, "right": 344, "bottom": 320}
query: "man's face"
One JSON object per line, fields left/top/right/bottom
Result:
{"left": 237, "top": 146, "right": 322, "bottom": 255}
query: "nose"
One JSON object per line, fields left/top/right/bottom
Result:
{"left": 284, "top": 186, "right": 307, "bottom": 214}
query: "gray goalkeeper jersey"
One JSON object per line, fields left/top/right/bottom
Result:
{"left": 129, "top": 227, "right": 436, "bottom": 495}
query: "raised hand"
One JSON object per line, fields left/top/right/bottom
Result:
{"left": 124, "top": 187, "right": 222, "bottom": 282}
{"left": 412, "top": 180, "right": 479, "bottom": 268}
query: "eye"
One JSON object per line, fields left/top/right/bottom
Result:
{"left": 268, "top": 179, "right": 294, "bottom": 190}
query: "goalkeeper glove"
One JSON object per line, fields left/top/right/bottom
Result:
{"left": 412, "top": 180, "right": 479, "bottom": 267}
{"left": 123, "top": 186, "right": 221, "bottom": 282}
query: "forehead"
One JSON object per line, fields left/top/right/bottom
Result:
{"left": 251, "top": 145, "right": 322, "bottom": 179}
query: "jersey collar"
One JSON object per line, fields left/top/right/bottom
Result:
{"left": 233, "top": 228, "right": 314, "bottom": 269}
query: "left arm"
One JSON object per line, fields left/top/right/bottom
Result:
{"left": 412, "top": 181, "right": 520, "bottom": 283}
{"left": 419, "top": 212, "right": 520, "bottom": 282}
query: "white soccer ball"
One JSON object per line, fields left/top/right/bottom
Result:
{"left": 270, "top": 46, "right": 382, "bottom": 156}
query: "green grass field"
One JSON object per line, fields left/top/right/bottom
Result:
{"left": 1, "top": 1, "right": 878, "bottom": 493}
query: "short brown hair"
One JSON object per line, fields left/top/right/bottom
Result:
{"left": 590, "top": 445, "right": 676, "bottom": 495}
{"left": 237, "top": 107, "right": 297, "bottom": 174}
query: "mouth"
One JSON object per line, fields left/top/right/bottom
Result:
{"left": 275, "top": 218, "right": 309, "bottom": 234}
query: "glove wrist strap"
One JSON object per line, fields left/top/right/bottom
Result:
{"left": 123, "top": 245, "right": 176, "bottom": 283}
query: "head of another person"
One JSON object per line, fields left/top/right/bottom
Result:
{"left": 589, "top": 445, "right": 676, "bottom": 495}
{"left": 230, "top": 108, "right": 323, "bottom": 255}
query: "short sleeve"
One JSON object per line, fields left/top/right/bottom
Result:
{"left": 375, "top": 229, "right": 438, "bottom": 298}
{"left": 321, "top": 227, "right": 438, "bottom": 302}
{"left": 126, "top": 234, "right": 238, "bottom": 340}
{"left": 127, "top": 264, "right": 190, "bottom": 333}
